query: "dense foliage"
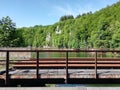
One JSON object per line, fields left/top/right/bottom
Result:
{"left": 59, "top": 15, "right": 74, "bottom": 21}
{"left": 0, "top": 16, "right": 19, "bottom": 47}
{"left": 1, "top": 1, "right": 120, "bottom": 49}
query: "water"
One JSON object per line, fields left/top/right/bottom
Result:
{"left": 52, "top": 84, "right": 120, "bottom": 87}
{"left": 32, "top": 51, "right": 120, "bottom": 59}
{"left": 55, "top": 84, "right": 86, "bottom": 87}
{"left": 32, "top": 52, "right": 90, "bottom": 58}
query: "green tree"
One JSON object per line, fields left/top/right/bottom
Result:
{"left": 0, "top": 16, "right": 19, "bottom": 47}
{"left": 59, "top": 15, "right": 74, "bottom": 21}
{"left": 111, "top": 21, "right": 120, "bottom": 48}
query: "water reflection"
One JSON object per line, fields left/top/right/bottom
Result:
{"left": 55, "top": 84, "right": 86, "bottom": 87}
{"left": 55, "top": 84, "right": 120, "bottom": 87}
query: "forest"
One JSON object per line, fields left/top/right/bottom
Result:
{"left": 0, "top": 1, "right": 120, "bottom": 49}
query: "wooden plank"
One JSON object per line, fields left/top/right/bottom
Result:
{"left": 12, "top": 63, "right": 120, "bottom": 68}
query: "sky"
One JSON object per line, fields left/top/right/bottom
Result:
{"left": 0, "top": 0, "right": 119, "bottom": 27}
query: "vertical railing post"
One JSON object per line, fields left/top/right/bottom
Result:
{"left": 6, "top": 51, "right": 9, "bottom": 86}
{"left": 65, "top": 51, "right": 68, "bottom": 84}
{"left": 95, "top": 51, "right": 97, "bottom": 79}
{"left": 36, "top": 51, "right": 39, "bottom": 79}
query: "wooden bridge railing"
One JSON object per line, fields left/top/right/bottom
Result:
{"left": 0, "top": 49, "right": 120, "bottom": 85}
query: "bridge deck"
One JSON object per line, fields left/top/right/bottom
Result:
{"left": 1, "top": 69, "right": 120, "bottom": 79}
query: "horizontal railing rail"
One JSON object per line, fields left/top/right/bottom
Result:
{"left": 0, "top": 49, "right": 120, "bottom": 52}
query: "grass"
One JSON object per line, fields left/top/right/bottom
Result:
{"left": 45, "top": 84, "right": 56, "bottom": 87}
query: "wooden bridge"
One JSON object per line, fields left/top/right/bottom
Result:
{"left": 1, "top": 49, "right": 120, "bottom": 86}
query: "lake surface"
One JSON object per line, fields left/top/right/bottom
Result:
{"left": 55, "top": 84, "right": 120, "bottom": 87}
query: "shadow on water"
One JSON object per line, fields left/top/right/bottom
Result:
{"left": 0, "top": 79, "right": 5, "bottom": 87}
{"left": 1, "top": 79, "right": 120, "bottom": 87}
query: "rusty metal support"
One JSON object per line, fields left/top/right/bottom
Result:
{"left": 36, "top": 51, "right": 39, "bottom": 79}
{"left": 6, "top": 51, "right": 9, "bottom": 85}
{"left": 95, "top": 51, "right": 97, "bottom": 79}
{"left": 65, "top": 51, "right": 68, "bottom": 84}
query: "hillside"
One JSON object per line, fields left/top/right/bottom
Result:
{"left": 16, "top": 1, "right": 120, "bottom": 49}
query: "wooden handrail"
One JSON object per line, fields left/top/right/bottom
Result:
{"left": 0, "top": 49, "right": 120, "bottom": 52}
